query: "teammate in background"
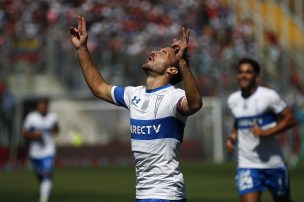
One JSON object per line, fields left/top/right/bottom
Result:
{"left": 70, "top": 16, "right": 202, "bottom": 202}
{"left": 22, "top": 98, "right": 59, "bottom": 202}
{"left": 226, "top": 58, "right": 297, "bottom": 202}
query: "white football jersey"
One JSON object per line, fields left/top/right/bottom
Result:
{"left": 111, "top": 84, "right": 187, "bottom": 200}
{"left": 227, "top": 86, "right": 287, "bottom": 168}
{"left": 23, "top": 111, "right": 58, "bottom": 159}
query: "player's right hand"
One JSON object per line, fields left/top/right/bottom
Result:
{"left": 171, "top": 27, "right": 190, "bottom": 62}
{"left": 33, "top": 130, "right": 43, "bottom": 139}
{"left": 226, "top": 136, "right": 236, "bottom": 153}
{"left": 70, "top": 16, "right": 88, "bottom": 49}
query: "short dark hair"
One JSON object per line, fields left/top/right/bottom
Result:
{"left": 170, "top": 55, "right": 190, "bottom": 85}
{"left": 37, "top": 97, "right": 49, "bottom": 106}
{"left": 170, "top": 71, "right": 182, "bottom": 85}
{"left": 237, "top": 58, "right": 261, "bottom": 74}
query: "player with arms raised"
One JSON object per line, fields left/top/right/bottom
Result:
{"left": 226, "top": 58, "right": 297, "bottom": 202}
{"left": 70, "top": 16, "right": 202, "bottom": 202}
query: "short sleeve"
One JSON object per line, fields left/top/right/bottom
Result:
{"left": 227, "top": 94, "right": 235, "bottom": 111}
{"left": 111, "top": 86, "right": 127, "bottom": 108}
{"left": 172, "top": 89, "right": 186, "bottom": 117}
{"left": 268, "top": 90, "right": 287, "bottom": 114}
{"left": 111, "top": 86, "right": 135, "bottom": 109}
{"left": 23, "top": 114, "right": 33, "bottom": 130}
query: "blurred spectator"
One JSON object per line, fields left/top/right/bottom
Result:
{"left": 1, "top": 1, "right": 251, "bottom": 90}
{"left": 0, "top": 80, "right": 16, "bottom": 145}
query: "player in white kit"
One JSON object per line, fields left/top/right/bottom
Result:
{"left": 22, "top": 98, "right": 59, "bottom": 202}
{"left": 226, "top": 58, "right": 297, "bottom": 202}
{"left": 70, "top": 16, "right": 202, "bottom": 202}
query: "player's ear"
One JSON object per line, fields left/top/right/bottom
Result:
{"left": 168, "top": 66, "right": 182, "bottom": 85}
{"left": 167, "top": 66, "right": 179, "bottom": 75}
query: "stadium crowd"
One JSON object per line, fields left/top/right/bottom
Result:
{"left": 0, "top": 0, "right": 258, "bottom": 96}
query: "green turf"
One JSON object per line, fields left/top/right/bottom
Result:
{"left": 0, "top": 162, "right": 303, "bottom": 202}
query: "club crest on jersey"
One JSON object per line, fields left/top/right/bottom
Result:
{"left": 131, "top": 96, "right": 141, "bottom": 106}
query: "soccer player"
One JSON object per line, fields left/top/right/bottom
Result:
{"left": 226, "top": 58, "right": 297, "bottom": 202}
{"left": 22, "top": 98, "right": 59, "bottom": 202}
{"left": 70, "top": 16, "right": 202, "bottom": 202}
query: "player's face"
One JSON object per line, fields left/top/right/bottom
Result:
{"left": 142, "top": 47, "right": 177, "bottom": 74}
{"left": 37, "top": 100, "right": 48, "bottom": 116}
{"left": 237, "top": 63, "right": 258, "bottom": 90}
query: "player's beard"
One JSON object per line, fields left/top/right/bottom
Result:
{"left": 142, "top": 66, "right": 161, "bottom": 78}
{"left": 142, "top": 62, "right": 166, "bottom": 75}
{"left": 142, "top": 62, "right": 150, "bottom": 70}
{"left": 239, "top": 78, "right": 258, "bottom": 98}
{"left": 239, "top": 78, "right": 251, "bottom": 88}
{"left": 239, "top": 77, "right": 256, "bottom": 90}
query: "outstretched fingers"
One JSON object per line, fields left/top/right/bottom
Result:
{"left": 77, "top": 16, "right": 87, "bottom": 36}
{"left": 186, "top": 29, "right": 190, "bottom": 43}
{"left": 78, "top": 16, "right": 82, "bottom": 34}
{"left": 81, "top": 16, "right": 86, "bottom": 32}
{"left": 70, "top": 16, "right": 88, "bottom": 49}
{"left": 182, "top": 27, "right": 190, "bottom": 44}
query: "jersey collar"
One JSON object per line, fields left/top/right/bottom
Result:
{"left": 145, "top": 84, "right": 173, "bottom": 93}
{"left": 241, "top": 86, "right": 259, "bottom": 99}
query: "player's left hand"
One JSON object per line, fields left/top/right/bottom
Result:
{"left": 250, "top": 122, "right": 268, "bottom": 137}
{"left": 171, "top": 27, "right": 190, "bottom": 62}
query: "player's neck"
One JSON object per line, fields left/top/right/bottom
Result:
{"left": 38, "top": 111, "right": 48, "bottom": 117}
{"left": 146, "top": 77, "right": 169, "bottom": 90}
{"left": 241, "top": 85, "right": 258, "bottom": 98}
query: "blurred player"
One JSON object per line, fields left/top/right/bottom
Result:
{"left": 226, "top": 58, "right": 297, "bottom": 202}
{"left": 22, "top": 98, "right": 59, "bottom": 202}
{"left": 70, "top": 16, "right": 202, "bottom": 202}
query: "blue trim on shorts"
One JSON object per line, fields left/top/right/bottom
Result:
{"left": 236, "top": 168, "right": 291, "bottom": 200}
{"left": 31, "top": 156, "right": 55, "bottom": 176}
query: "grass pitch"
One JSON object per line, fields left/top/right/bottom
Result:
{"left": 0, "top": 161, "right": 303, "bottom": 202}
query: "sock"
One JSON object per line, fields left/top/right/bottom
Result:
{"left": 39, "top": 179, "right": 52, "bottom": 202}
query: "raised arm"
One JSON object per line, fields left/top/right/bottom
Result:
{"left": 171, "top": 28, "right": 202, "bottom": 116}
{"left": 70, "top": 16, "right": 114, "bottom": 103}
